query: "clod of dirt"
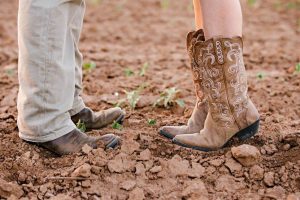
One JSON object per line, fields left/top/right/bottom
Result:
{"left": 231, "top": 144, "right": 261, "bottom": 166}
{"left": 138, "top": 149, "right": 152, "bottom": 161}
{"left": 49, "top": 194, "right": 73, "bottom": 200}
{"left": 166, "top": 155, "right": 190, "bottom": 177}
{"left": 149, "top": 165, "right": 162, "bottom": 173}
{"left": 263, "top": 171, "right": 275, "bottom": 187}
{"left": 71, "top": 163, "right": 92, "bottom": 178}
{"left": 107, "top": 153, "right": 136, "bottom": 173}
{"left": 129, "top": 187, "right": 145, "bottom": 200}
{"left": 121, "top": 139, "right": 140, "bottom": 154}
{"left": 120, "top": 180, "right": 136, "bottom": 191}
{"left": 182, "top": 180, "right": 209, "bottom": 200}
{"left": 265, "top": 186, "right": 286, "bottom": 199}
{"left": 287, "top": 193, "right": 300, "bottom": 200}
{"left": 135, "top": 162, "right": 146, "bottom": 176}
{"left": 82, "top": 144, "right": 93, "bottom": 154}
{"left": 249, "top": 165, "right": 264, "bottom": 181}
{"left": 188, "top": 162, "right": 205, "bottom": 178}
{"left": 0, "top": 178, "right": 24, "bottom": 199}
{"left": 225, "top": 158, "right": 243, "bottom": 176}
{"left": 208, "top": 157, "right": 225, "bottom": 167}
{"left": 215, "top": 175, "right": 246, "bottom": 193}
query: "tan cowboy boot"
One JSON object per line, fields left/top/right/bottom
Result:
{"left": 71, "top": 107, "right": 125, "bottom": 130}
{"left": 173, "top": 35, "right": 260, "bottom": 151}
{"left": 39, "top": 129, "right": 120, "bottom": 155}
{"left": 159, "top": 29, "right": 208, "bottom": 139}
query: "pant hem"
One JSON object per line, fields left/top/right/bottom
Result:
{"left": 19, "top": 124, "right": 76, "bottom": 143}
{"left": 69, "top": 100, "right": 85, "bottom": 116}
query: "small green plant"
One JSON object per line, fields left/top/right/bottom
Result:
{"left": 247, "top": 0, "right": 257, "bottom": 7}
{"left": 124, "top": 68, "right": 135, "bottom": 77}
{"left": 147, "top": 119, "right": 157, "bottom": 126}
{"left": 5, "top": 69, "right": 15, "bottom": 76}
{"left": 83, "top": 61, "right": 96, "bottom": 72}
{"left": 160, "top": 0, "right": 170, "bottom": 9}
{"left": 295, "top": 63, "right": 300, "bottom": 73}
{"left": 256, "top": 72, "right": 265, "bottom": 79}
{"left": 116, "top": 84, "right": 146, "bottom": 110}
{"left": 76, "top": 119, "right": 86, "bottom": 132}
{"left": 154, "top": 87, "right": 185, "bottom": 108}
{"left": 139, "top": 62, "right": 149, "bottom": 76}
{"left": 112, "top": 121, "right": 123, "bottom": 130}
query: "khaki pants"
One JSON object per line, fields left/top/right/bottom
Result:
{"left": 17, "top": 0, "right": 86, "bottom": 142}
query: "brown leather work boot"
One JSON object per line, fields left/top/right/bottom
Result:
{"left": 38, "top": 129, "right": 120, "bottom": 155}
{"left": 71, "top": 107, "right": 125, "bottom": 130}
{"left": 159, "top": 29, "right": 208, "bottom": 139}
{"left": 173, "top": 35, "right": 260, "bottom": 151}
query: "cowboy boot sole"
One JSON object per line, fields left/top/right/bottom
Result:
{"left": 159, "top": 129, "right": 176, "bottom": 140}
{"left": 172, "top": 119, "right": 260, "bottom": 152}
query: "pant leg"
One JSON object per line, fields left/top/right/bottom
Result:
{"left": 68, "top": 0, "right": 86, "bottom": 116}
{"left": 17, "top": 0, "right": 84, "bottom": 142}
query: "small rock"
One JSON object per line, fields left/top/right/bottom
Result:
{"left": 71, "top": 163, "right": 92, "bottom": 178}
{"left": 120, "top": 180, "right": 136, "bottom": 191}
{"left": 225, "top": 158, "right": 242, "bottom": 175}
{"left": 0, "top": 178, "right": 24, "bottom": 198}
{"left": 81, "top": 180, "right": 91, "bottom": 188}
{"left": 265, "top": 186, "right": 286, "bottom": 199}
{"left": 82, "top": 144, "right": 93, "bottom": 154}
{"left": 129, "top": 187, "right": 145, "bottom": 200}
{"left": 150, "top": 166, "right": 162, "bottom": 173}
{"left": 263, "top": 172, "right": 275, "bottom": 187}
{"left": 249, "top": 165, "right": 264, "bottom": 181}
{"left": 138, "top": 149, "right": 152, "bottom": 161}
{"left": 231, "top": 144, "right": 261, "bottom": 166}
{"left": 182, "top": 180, "right": 209, "bottom": 200}
{"left": 107, "top": 153, "right": 136, "bottom": 173}
{"left": 107, "top": 158, "right": 123, "bottom": 173}
{"left": 282, "top": 143, "right": 291, "bottom": 151}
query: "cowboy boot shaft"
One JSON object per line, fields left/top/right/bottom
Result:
{"left": 193, "top": 36, "right": 250, "bottom": 130}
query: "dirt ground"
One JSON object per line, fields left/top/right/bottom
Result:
{"left": 0, "top": 0, "right": 300, "bottom": 199}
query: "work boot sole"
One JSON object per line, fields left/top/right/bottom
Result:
{"left": 172, "top": 119, "right": 260, "bottom": 152}
{"left": 106, "top": 136, "right": 121, "bottom": 149}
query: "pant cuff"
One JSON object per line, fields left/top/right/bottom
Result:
{"left": 69, "top": 100, "right": 86, "bottom": 116}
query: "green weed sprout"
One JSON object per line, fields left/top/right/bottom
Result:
{"left": 76, "top": 119, "right": 86, "bottom": 133}
{"left": 116, "top": 84, "right": 146, "bottom": 110}
{"left": 124, "top": 68, "right": 135, "bottom": 77}
{"left": 139, "top": 62, "right": 149, "bottom": 76}
{"left": 83, "top": 61, "right": 96, "bottom": 72}
{"left": 154, "top": 87, "right": 185, "bottom": 108}
{"left": 295, "top": 63, "right": 300, "bottom": 73}
{"left": 256, "top": 72, "right": 265, "bottom": 79}
{"left": 112, "top": 121, "right": 123, "bottom": 130}
{"left": 160, "top": 0, "right": 170, "bottom": 9}
{"left": 147, "top": 119, "right": 157, "bottom": 126}
{"left": 247, "top": 0, "right": 257, "bottom": 7}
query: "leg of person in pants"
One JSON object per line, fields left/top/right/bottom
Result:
{"left": 66, "top": 1, "right": 126, "bottom": 130}
{"left": 17, "top": 0, "right": 120, "bottom": 155}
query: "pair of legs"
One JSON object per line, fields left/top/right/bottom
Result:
{"left": 18, "top": 0, "right": 124, "bottom": 155}
{"left": 160, "top": 0, "right": 260, "bottom": 150}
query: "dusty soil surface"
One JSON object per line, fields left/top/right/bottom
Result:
{"left": 0, "top": 0, "right": 299, "bottom": 199}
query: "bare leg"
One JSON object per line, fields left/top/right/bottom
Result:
{"left": 199, "top": 0, "right": 243, "bottom": 38}
{"left": 193, "top": 0, "right": 203, "bottom": 30}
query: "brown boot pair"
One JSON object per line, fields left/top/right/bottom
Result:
{"left": 39, "top": 107, "right": 125, "bottom": 155}
{"left": 159, "top": 30, "right": 260, "bottom": 151}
